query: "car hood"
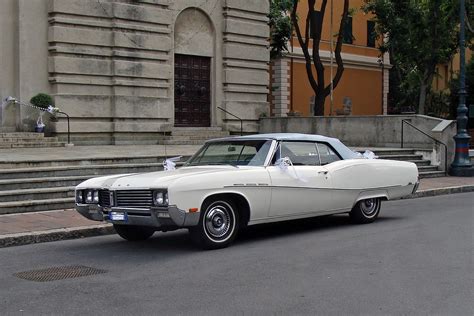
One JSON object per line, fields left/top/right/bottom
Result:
{"left": 76, "top": 166, "right": 241, "bottom": 189}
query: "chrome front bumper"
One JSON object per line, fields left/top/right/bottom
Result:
{"left": 76, "top": 204, "right": 200, "bottom": 229}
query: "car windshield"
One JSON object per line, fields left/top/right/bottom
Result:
{"left": 185, "top": 140, "right": 273, "bottom": 166}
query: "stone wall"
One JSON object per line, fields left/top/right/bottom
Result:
{"left": 260, "top": 115, "right": 457, "bottom": 167}
{"left": 1, "top": 0, "right": 270, "bottom": 144}
{"left": 221, "top": 0, "right": 270, "bottom": 133}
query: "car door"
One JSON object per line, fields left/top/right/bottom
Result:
{"left": 266, "top": 141, "right": 335, "bottom": 217}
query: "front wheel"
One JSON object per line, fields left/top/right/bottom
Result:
{"left": 113, "top": 224, "right": 155, "bottom": 241}
{"left": 350, "top": 198, "right": 381, "bottom": 224}
{"left": 189, "top": 199, "right": 239, "bottom": 250}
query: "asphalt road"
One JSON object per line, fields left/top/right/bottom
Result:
{"left": 0, "top": 193, "right": 473, "bottom": 315}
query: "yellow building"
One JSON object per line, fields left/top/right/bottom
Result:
{"left": 271, "top": 0, "right": 388, "bottom": 117}
{"left": 434, "top": 51, "right": 472, "bottom": 91}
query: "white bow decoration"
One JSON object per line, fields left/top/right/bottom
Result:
{"left": 362, "top": 150, "right": 378, "bottom": 159}
{"left": 275, "top": 157, "right": 308, "bottom": 183}
{"left": 353, "top": 150, "right": 378, "bottom": 159}
{"left": 163, "top": 156, "right": 182, "bottom": 171}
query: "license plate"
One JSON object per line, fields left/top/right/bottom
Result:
{"left": 109, "top": 211, "right": 128, "bottom": 222}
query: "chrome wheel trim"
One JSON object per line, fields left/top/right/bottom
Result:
{"left": 360, "top": 198, "right": 379, "bottom": 218}
{"left": 203, "top": 201, "right": 235, "bottom": 243}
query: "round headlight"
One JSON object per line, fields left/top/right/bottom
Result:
{"left": 93, "top": 191, "right": 99, "bottom": 203}
{"left": 155, "top": 192, "right": 164, "bottom": 205}
{"left": 75, "top": 190, "right": 83, "bottom": 204}
{"left": 85, "top": 190, "right": 94, "bottom": 203}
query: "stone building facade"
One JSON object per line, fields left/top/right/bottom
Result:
{"left": 0, "top": 0, "right": 270, "bottom": 144}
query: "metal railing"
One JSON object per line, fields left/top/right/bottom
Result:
{"left": 217, "top": 106, "right": 243, "bottom": 136}
{"left": 4, "top": 97, "right": 72, "bottom": 145}
{"left": 401, "top": 119, "right": 448, "bottom": 175}
{"left": 57, "top": 111, "right": 71, "bottom": 145}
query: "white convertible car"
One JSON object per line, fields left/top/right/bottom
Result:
{"left": 75, "top": 133, "right": 419, "bottom": 249}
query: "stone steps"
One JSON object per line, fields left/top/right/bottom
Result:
{"left": 376, "top": 154, "right": 424, "bottom": 161}
{"left": 0, "top": 157, "right": 187, "bottom": 214}
{"left": 0, "top": 156, "right": 185, "bottom": 169}
{"left": 0, "top": 175, "right": 92, "bottom": 191}
{"left": 0, "top": 186, "right": 75, "bottom": 203}
{"left": 157, "top": 128, "right": 230, "bottom": 145}
{"left": 406, "top": 159, "right": 431, "bottom": 166}
{"left": 0, "top": 163, "right": 167, "bottom": 180}
{"left": 0, "top": 132, "right": 65, "bottom": 148}
{"left": 0, "top": 198, "right": 74, "bottom": 215}
{"left": 161, "top": 139, "right": 210, "bottom": 145}
{"left": 359, "top": 148, "right": 445, "bottom": 179}
{"left": 416, "top": 171, "right": 446, "bottom": 178}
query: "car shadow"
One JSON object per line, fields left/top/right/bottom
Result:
{"left": 235, "top": 214, "right": 401, "bottom": 246}
{"left": 63, "top": 215, "right": 401, "bottom": 257}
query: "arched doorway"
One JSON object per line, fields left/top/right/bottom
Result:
{"left": 174, "top": 8, "right": 214, "bottom": 127}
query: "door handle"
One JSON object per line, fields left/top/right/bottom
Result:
{"left": 318, "top": 171, "right": 328, "bottom": 175}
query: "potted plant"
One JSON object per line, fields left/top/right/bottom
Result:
{"left": 30, "top": 93, "right": 54, "bottom": 133}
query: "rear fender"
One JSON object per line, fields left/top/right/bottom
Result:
{"left": 354, "top": 189, "right": 389, "bottom": 207}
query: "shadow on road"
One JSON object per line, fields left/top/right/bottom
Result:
{"left": 62, "top": 214, "right": 401, "bottom": 260}
{"left": 237, "top": 214, "right": 400, "bottom": 245}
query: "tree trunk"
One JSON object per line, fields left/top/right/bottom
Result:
{"left": 314, "top": 93, "right": 325, "bottom": 115}
{"left": 419, "top": 70, "right": 435, "bottom": 115}
{"left": 418, "top": 83, "right": 428, "bottom": 115}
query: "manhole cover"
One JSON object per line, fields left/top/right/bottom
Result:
{"left": 14, "top": 265, "right": 107, "bottom": 282}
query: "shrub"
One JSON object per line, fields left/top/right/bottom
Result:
{"left": 30, "top": 93, "right": 54, "bottom": 109}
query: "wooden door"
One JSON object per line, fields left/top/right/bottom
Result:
{"left": 174, "top": 54, "right": 211, "bottom": 127}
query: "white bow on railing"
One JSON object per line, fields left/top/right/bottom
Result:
{"left": 163, "top": 156, "right": 182, "bottom": 171}
{"left": 275, "top": 157, "right": 308, "bottom": 182}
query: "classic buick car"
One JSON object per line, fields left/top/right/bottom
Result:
{"left": 75, "top": 133, "right": 419, "bottom": 249}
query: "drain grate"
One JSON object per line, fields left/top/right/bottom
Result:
{"left": 14, "top": 265, "right": 107, "bottom": 282}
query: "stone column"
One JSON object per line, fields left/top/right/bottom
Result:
{"left": 271, "top": 58, "right": 290, "bottom": 117}
{"left": 222, "top": 0, "right": 270, "bottom": 133}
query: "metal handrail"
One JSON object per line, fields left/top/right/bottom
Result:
{"left": 57, "top": 111, "right": 71, "bottom": 145}
{"left": 6, "top": 97, "right": 72, "bottom": 145}
{"left": 217, "top": 106, "right": 243, "bottom": 136}
{"left": 401, "top": 119, "right": 448, "bottom": 175}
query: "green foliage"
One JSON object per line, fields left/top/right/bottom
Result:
{"left": 426, "top": 90, "right": 451, "bottom": 119}
{"left": 269, "top": 0, "right": 294, "bottom": 59}
{"left": 30, "top": 93, "right": 54, "bottom": 109}
{"left": 363, "top": 0, "right": 459, "bottom": 114}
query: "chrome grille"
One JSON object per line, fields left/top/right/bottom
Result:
{"left": 116, "top": 190, "right": 153, "bottom": 208}
{"left": 99, "top": 190, "right": 111, "bottom": 207}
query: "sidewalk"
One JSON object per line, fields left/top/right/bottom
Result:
{"left": 0, "top": 176, "right": 473, "bottom": 248}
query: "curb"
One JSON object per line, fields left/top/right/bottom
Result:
{"left": 0, "top": 186, "right": 473, "bottom": 248}
{"left": 0, "top": 224, "right": 114, "bottom": 248}
{"left": 407, "top": 185, "right": 474, "bottom": 199}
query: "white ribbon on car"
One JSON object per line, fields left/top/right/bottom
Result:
{"left": 275, "top": 157, "right": 308, "bottom": 183}
{"left": 163, "top": 156, "right": 182, "bottom": 171}
{"left": 362, "top": 150, "right": 378, "bottom": 159}
{"left": 353, "top": 150, "right": 378, "bottom": 159}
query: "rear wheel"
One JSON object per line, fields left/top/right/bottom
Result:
{"left": 189, "top": 199, "right": 239, "bottom": 250}
{"left": 113, "top": 224, "right": 155, "bottom": 241}
{"left": 350, "top": 198, "right": 381, "bottom": 224}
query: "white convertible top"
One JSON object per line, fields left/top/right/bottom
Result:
{"left": 208, "top": 133, "right": 359, "bottom": 160}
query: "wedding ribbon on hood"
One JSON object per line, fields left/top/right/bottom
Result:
{"left": 275, "top": 157, "right": 308, "bottom": 183}
{"left": 163, "top": 156, "right": 182, "bottom": 171}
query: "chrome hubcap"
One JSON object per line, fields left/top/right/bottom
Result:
{"left": 205, "top": 205, "right": 232, "bottom": 239}
{"left": 360, "top": 199, "right": 378, "bottom": 216}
